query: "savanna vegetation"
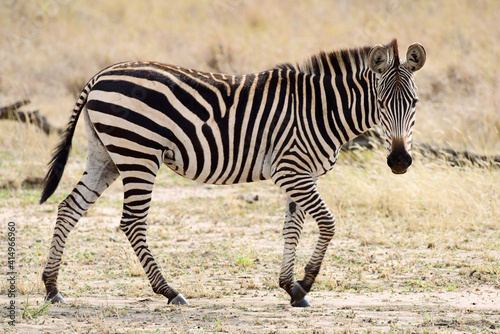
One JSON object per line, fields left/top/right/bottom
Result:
{"left": 1, "top": 0, "right": 499, "bottom": 332}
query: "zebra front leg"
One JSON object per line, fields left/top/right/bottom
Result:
{"left": 291, "top": 191, "right": 335, "bottom": 305}
{"left": 43, "top": 158, "right": 119, "bottom": 303}
{"left": 275, "top": 172, "right": 336, "bottom": 306}
{"left": 120, "top": 179, "right": 188, "bottom": 305}
{"left": 279, "top": 196, "right": 311, "bottom": 307}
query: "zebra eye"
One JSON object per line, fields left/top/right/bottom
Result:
{"left": 411, "top": 98, "right": 419, "bottom": 108}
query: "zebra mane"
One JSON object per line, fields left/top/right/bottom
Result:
{"left": 275, "top": 41, "right": 397, "bottom": 76}
{"left": 391, "top": 39, "right": 400, "bottom": 68}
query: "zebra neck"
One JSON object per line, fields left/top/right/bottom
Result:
{"left": 318, "top": 69, "right": 380, "bottom": 147}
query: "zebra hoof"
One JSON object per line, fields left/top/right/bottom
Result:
{"left": 169, "top": 293, "right": 189, "bottom": 306}
{"left": 45, "top": 292, "right": 66, "bottom": 304}
{"left": 292, "top": 297, "right": 311, "bottom": 307}
{"left": 290, "top": 281, "right": 309, "bottom": 307}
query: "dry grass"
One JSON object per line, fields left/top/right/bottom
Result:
{"left": 1, "top": 0, "right": 500, "bottom": 153}
{"left": 0, "top": 0, "right": 499, "bottom": 332}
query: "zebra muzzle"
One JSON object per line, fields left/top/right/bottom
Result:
{"left": 387, "top": 139, "right": 412, "bottom": 174}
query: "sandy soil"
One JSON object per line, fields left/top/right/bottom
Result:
{"left": 3, "top": 287, "right": 499, "bottom": 333}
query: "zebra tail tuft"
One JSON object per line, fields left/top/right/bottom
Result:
{"left": 40, "top": 88, "right": 90, "bottom": 204}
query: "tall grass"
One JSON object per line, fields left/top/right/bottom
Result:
{"left": 325, "top": 150, "right": 500, "bottom": 236}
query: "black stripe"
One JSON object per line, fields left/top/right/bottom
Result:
{"left": 124, "top": 188, "right": 152, "bottom": 198}
{"left": 357, "top": 69, "right": 373, "bottom": 130}
{"left": 324, "top": 79, "right": 348, "bottom": 142}
{"left": 116, "top": 163, "right": 157, "bottom": 176}
{"left": 299, "top": 76, "right": 325, "bottom": 167}
{"left": 201, "top": 123, "right": 218, "bottom": 182}
{"left": 329, "top": 56, "right": 358, "bottom": 137}
{"left": 94, "top": 123, "right": 164, "bottom": 150}
{"left": 235, "top": 73, "right": 268, "bottom": 182}
{"left": 320, "top": 55, "right": 332, "bottom": 76}
{"left": 77, "top": 181, "right": 100, "bottom": 197}
{"left": 122, "top": 177, "right": 154, "bottom": 185}
{"left": 106, "top": 145, "right": 160, "bottom": 168}
{"left": 348, "top": 71, "right": 363, "bottom": 135}
{"left": 125, "top": 198, "right": 152, "bottom": 208}
{"left": 246, "top": 70, "right": 281, "bottom": 181}
{"left": 312, "top": 76, "right": 335, "bottom": 154}
{"left": 220, "top": 75, "right": 252, "bottom": 183}
{"left": 101, "top": 68, "right": 213, "bottom": 122}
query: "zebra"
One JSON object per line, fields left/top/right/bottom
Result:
{"left": 40, "top": 39, "right": 425, "bottom": 307}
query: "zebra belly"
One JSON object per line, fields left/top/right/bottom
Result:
{"left": 166, "top": 149, "right": 272, "bottom": 185}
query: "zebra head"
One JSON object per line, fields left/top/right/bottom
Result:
{"left": 368, "top": 40, "right": 426, "bottom": 174}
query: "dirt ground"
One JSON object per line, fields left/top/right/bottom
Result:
{"left": 4, "top": 288, "right": 500, "bottom": 333}
{"left": 1, "top": 166, "right": 500, "bottom": 333}
{"left": 4, "top": 287, "right": 500, "bottom": 333}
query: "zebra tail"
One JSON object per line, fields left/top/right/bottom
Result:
{"left": 40, "top": 84, "right": 91, "bottom": 204}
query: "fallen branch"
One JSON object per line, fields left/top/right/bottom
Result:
{"left": 343, "top": 129, "right": 500, "bottom": 169}
{"left": 0, "top": 100, "right": 61, "bottom": 135}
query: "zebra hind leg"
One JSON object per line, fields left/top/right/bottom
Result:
{"left": 42, "top": 145, "right": 119, "bottom": 303}
{"left": 279, "top": 197, "right": 311, "bottom": 307}
{"left": 119, "top": 176, "right": 188, "bottom": 305}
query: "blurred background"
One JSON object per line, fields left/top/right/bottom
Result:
{"left": 1, "top": 0, "right": 499, "bottom": 180}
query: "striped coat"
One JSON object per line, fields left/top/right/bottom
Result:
{"left": 40, "top": 39, "right": 426, "bottom": 306}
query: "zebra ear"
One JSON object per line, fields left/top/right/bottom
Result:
{"left": 368, "top": 45, "right": 390, "bottom": 74}
{"left": 405, "top": 43, "right": 426, "bottom": 72}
